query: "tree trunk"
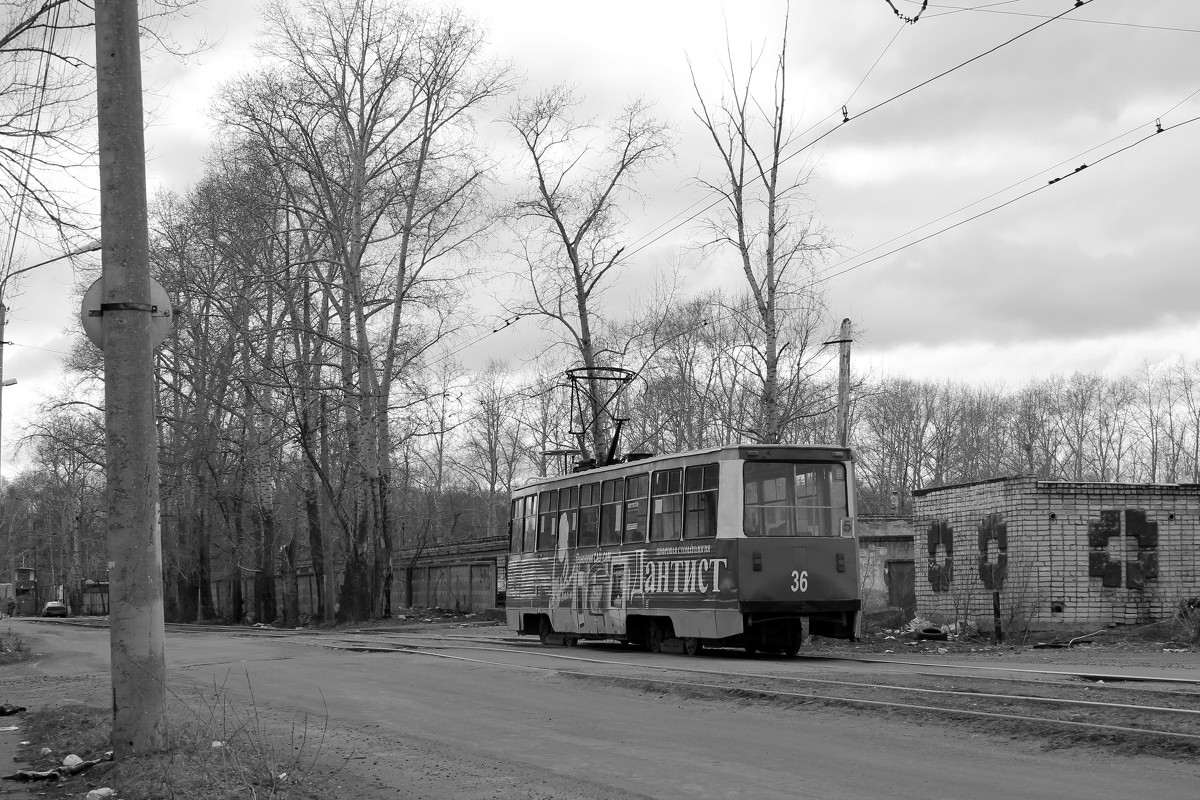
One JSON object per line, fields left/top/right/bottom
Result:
{"left": 255, "top": 505, "right": 277, "bottom": 624}
{"left": 304, "top": 481, "right": 325, "bottom": 620}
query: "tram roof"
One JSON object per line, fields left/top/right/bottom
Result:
{"left": 515, "top": 443, "right": 853, "bottom": 493}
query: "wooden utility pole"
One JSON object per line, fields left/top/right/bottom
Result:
{"left": 837, "top": 318, "right": 852, "bottom": 447}
{"left": 95, "top": 0, "right": 167, "bottom": 754}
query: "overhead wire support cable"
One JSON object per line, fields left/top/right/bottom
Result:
{"left": 618, "top": 0, "right": 1097, "bottom": 267}
{"left": 833, "top": 0, "right": 1097, "bottom": 126}
{"left": 884, "top": 0, "right": 929, "bottom": 25}
{"left": 816, "top": 113, "right": 1200, "bottom": 286}
{"left": 915, "top": 1, "right": 1200, "bottom": 34}
{"left": 822, "top": 118, "right": 1149, "bottom": 274}
{"left": 615, "top": 106, "right": 1200, "bottom": 375}
{"left": 2, "top": 1, "right": 63, "bottom": 276}
{"left": 622, "top": 9, "right": 908, "bottom": 260}
{"left": 437, "top": 105, "right": 1197, "bottom": 413}
{"left": 428, "top": 0, "right": 1102, "bottom": 371}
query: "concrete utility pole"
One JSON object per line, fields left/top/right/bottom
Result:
{"left": 837, "top": 318, "right": 852, "bottom": 448}
{"left": 95, "top": 0, "right": 167, "bottom": 754}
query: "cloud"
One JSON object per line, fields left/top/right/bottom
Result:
{"left": 859, "top": 320, "right": 1200, "bottom": 387}
{"left": 9, "top": 0, "right": 1197, "bottom": 471}
{"left": 833, "top": 213, "right": 1200, "bottom": 347}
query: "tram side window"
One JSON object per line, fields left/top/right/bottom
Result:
{"left": 559, "top": 485, "right": 579, "bottom": 549}
{"left": 523, "top": 494, "right": 539, "bottom": 552}
{"left": 509, "top": 498, "right": 523, "bottom": 553}
{"left": 578, "top": 482, "right": 600, "bottom": 548}
{"left": 536, "top": 490, "right": 558, "bottom": 551}
{"left": 624, "top": 474, "right": 649, "bottom": 543}
{"left": 600, "top": 478, "right": 625, "bottom": 546}
{"left": 683, "top": 464, "right": 719, "bottom": 539}
{"left": 650, "top": 468, "right": 683, "bottom": 542}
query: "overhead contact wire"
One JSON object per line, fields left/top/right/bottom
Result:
{"left": 818, "top": 112, "right": 1200, "bottom": 285}
{"left": 617, "top": 0, "right": 1096, "bottom": 267}
{"left": 430, "top": 1, "right": 1101, "bottom": 374}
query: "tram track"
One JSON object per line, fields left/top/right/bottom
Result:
{"left": 151, "top": 620, "right": 1200, "bottom": 754}
{"left": 50, "top": 618, "right": 1200, "bottom": 753}
{"left": 289, "top": 629, "right": 1200, "bottom": 755}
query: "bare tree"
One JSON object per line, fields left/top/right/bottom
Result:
{"left": 0, "top": 0, "right": 204, "bottom": 243}
{"left": 453, "top": 360, "right": 525, "bottom": 539}
{"left": 15, "top": 402, "right": 106, "bottom": 611}
{"left": 505, "top": 86, "right": 672, "bottom": 463}
{"left": 1, "top": 0, "right": 95, "bottom": 239}
{"left": 1055, "top": 372, "right": 1103, "bottom": 480}
{"left": 215, "top": 0, "right": 512, "bottom": 620}
{"left": 1176, "top": 357, "right": 1200, "bottom": 482}
{"left": 1009, "top": 379, "right": 1066, "bottom": 479}
{"left": 691, "top": 10, "right": 837, "bottom": 444}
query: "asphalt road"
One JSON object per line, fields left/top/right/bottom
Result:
{"left": 4, "top": 620, "right": 1197, "bottom": 800}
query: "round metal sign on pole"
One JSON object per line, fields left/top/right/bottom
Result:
{"left": 80, "top": 277, "right": 172, "bottom": 350}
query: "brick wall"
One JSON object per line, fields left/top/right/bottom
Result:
{"left": 912, "top": 477, "right": 1200, "bottom": 629}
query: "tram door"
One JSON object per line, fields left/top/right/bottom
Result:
{"left": 608, "top": 563, "right": 627, "bottom": 634}
{"left": 584, "top": 559, "right": 629, "bottom": 634}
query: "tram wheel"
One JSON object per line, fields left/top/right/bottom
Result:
{"left": 744, "top": 642, "right": 759, "bottom": 655}
{"left": 682, "top": 637, "right": 701, "bottom": 657}
{"left": 538, "top": 617, "right": 553, "bottom": 646}
{"left": 645, "top": 621, "right": 664, "bottom": 654}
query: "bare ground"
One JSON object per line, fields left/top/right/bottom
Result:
{"left": 1, "top": 615, "right": 1196, "bottom": 799}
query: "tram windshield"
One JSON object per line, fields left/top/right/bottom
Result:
{"left": 742, "top": 461, "right": 848, "bottom": 537}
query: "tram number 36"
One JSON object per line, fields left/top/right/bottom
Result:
{"left": 790, "top": 570, "right": 809, "bottom": 593}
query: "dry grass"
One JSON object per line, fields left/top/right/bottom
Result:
{"left": 0, "top": 627, "right": 29, "bottom": 664}
{"left": 12, "top": 674, "right": 344, "bottom": 800}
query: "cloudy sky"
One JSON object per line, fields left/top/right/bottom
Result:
{"left": 3, "top": 0, "right": 1198, "bottom": 475}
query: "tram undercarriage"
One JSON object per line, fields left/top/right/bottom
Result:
{"left": 519, "top": 604, "right": 860, "bottom": 657}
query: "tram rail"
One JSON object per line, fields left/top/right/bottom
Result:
{"left": 287, "top": 629, "right": 1200, "bottom": 753}
{"left": 60, "top": 618, "right": 1200, "bottom": 749}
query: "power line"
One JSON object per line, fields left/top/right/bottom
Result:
{"left": 917, "top": 0, "right": 1027, "bottom": 20}
{"left": 434, "top": 314, "right": 526, "bottom": 365}
{"left": 820, "top": 121, "right": 1147, "bottom": 278}
{"left": 372, "top": 1, "right": 1113, "bottom": 378}
{"left": 427, "top": 91, "right": 1193, "bottom": 427}
{"left": 912, "top": 1, "right": 1200, "bottom": 34}
{"left": 618, "top": 0, "right": 1096, "bottom": 267}
{"left": 816, "top": 112, "right": 1200, "bottom": 285}
{"left": 547, "top": 105, "right": 1200, "bottom": 386}
{"left": 5, "top": 342, "right": 72, "bottom": 356}
{"left": 846, "top": 22, "right": 908, "bottom": 108}
{"left": 835, "top": 0, "right": 1097, "bottom": 126}
{"left": 2, "top": 1, "right": 64, "bottom": 277}
{"left": 621, "top": 6, "right": 911, "bottom": 258}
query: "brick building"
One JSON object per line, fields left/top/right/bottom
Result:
{"left": 912, "top": 476, "right": 1200, "bottom": 631}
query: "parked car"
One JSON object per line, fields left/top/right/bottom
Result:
{"left": 40, "top": 601, "right": 68, "bottom": 618}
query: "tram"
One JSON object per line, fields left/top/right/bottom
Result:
{"left": 506, "top": 444, "right": 861, "bottom": 655}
